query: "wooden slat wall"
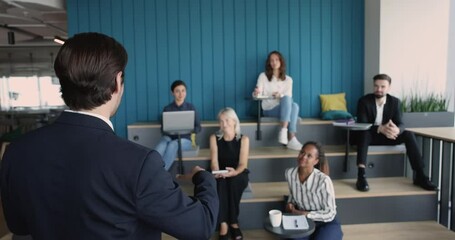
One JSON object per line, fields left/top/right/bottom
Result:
{"left": 67, "top": 0, "right": 365, "bottom": 138}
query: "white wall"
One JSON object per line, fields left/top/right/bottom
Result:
{"left": 364, "top": 0, "right": 381, "bottom": 95}
{"left": 447, "top": 0, "right": 455, "bottom": 114}
{"left": 365, "top": 0, "right": 453, "bottom": 112}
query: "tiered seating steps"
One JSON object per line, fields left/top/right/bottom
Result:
{"left": 179, "top": 145, "right": 404, "bottom": 161}
{"left": 160, "top": 221, "right": 455, "bottom": 240}
{"left": 177, "top": 177, "right": 435, "bottom": 203}
{"left": 127, "top": 117, "right": 444, "bottom": 235}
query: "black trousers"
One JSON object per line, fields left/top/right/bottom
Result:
{"left": 217, "top": 170, "right": 249, "bottom": 224}
{"left": 356, "top": 130, "right": 424, "bottom": 171}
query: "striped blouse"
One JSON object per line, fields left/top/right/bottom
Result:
{"left": 285, "top": 167, "right": 337, "bottom": 222}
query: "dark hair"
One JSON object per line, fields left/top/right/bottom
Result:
{"left": 171, "top": 80, "right": 187, "bottom": 92}
{"left": 373, "top": 74, "right": 392, "bottom": 84}
{"left": 302, "top": 141, "right": 327, "bottom": 171}
{"left": 54, "top": 32, "right": 128, "bottom": 110}
{"left": 265, "top": 51, "right": 286, "bottom": 81}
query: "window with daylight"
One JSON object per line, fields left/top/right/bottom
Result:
{"left": 0, "top": 75, "right": 65, "bottom": 110}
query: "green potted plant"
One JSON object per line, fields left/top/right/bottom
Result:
{"left": 401, "top": 93, "right": 454, "bottom": 128}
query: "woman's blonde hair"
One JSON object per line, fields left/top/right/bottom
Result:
{"left": 216, "top": 107, "right": 241, "bottom": 140}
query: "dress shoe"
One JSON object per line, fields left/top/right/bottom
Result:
{"left": 414, "top": 176, "right": 437, "bottom": 191}
{"left": 356, "top": 177, "right": 370, "bottom": 192}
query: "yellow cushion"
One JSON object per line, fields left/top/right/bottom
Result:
{"left": 191, "top": 133, "right": 196, "bottom": 147}
{"left": 320, "top": 93, "right": 347, "bottom": 112}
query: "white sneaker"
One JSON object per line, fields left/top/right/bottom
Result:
{"left": 287, "top": 137, "right": 303, "bottom": 151}
{"left": 278, "top": 128, "right": 288, "bottom": 145}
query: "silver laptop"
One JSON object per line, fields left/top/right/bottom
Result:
{"left": 162, "top": 110, "right": 195, "bottom": 134}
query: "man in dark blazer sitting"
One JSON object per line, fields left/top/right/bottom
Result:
{"left": 0, "top": 32, "right": 218, "bottom": 240}
{"left": 355, "top": 74, "right": 436, "bottom": 192}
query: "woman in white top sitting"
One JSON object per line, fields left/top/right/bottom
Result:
{"left": 285, "top": 141, "right": 343, "bottom": 240}
{"left": 253, "top": 51, "right": 302, "bottom": 150}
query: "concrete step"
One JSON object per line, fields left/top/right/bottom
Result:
{"left": 128, "top": 118, "right": 346, "bottom": 149}
{"left": 2, "top": 221, "right": 451, "bottom": 240}
{"left": 160, "top": 221, "right": 454, "bottom": 239}
{"left": 176, "top": 177, "right": 437, "bottom": 229}
{"left": 170, "top": 145, "right": 407, "bottom": 181}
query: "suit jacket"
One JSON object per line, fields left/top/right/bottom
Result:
{"left": 356, "top": 93, "right": 405, "bottom": 133}
{"left": 0, "top": 111, "right": 218, "bottom": 240}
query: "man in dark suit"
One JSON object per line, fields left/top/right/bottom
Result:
{"left": 0, "top": 32, "right": 218, "bottom": 240}
{"left": 355, "top": 74, "right": 436, "bottom": 192}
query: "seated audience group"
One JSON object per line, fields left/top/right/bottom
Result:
{"left": 1, "top": 38, "right": 436, "bottom": 240}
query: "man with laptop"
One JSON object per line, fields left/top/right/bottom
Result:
{"left": 155, "top": 80, "right": 201, "bottom": 171}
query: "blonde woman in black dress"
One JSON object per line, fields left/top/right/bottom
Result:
{"left": 210, "top": 107, "right": 249, "bottom": 240}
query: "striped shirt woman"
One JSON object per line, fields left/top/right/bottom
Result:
{"left": 285, "top": 167, "right": 337, "bottom": 222}
{"left": 284, "top": 141, "right": 343, "bottom": 240}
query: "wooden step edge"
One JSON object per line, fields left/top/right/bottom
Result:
{"left": 178, "top": 177, "right": 436, "bottom": 204}
{"left": 128, "top": 118, "right": 334, "bottom": 129}
{"left": 341, "top": 221, "right": 455, "bottom": 239}
{"left": 180, "top": 145, "right": 405, "bottom": 161}
{"left": 162, "top": 221, "right": 455, "bottom": 239}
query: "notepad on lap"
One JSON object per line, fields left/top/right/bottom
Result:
{"left": 282, "top": 215, "right": 309, "bottom": 230}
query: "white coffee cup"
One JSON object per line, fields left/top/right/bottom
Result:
{"left": 269, "top": 209, "right": 282, "bottom": 227}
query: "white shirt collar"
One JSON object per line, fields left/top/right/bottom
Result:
{"left": 64, "top": 110, "right": 114, "bottom": 131}
{"left": 374, "top": 97, "right": 386, "bottom": 126}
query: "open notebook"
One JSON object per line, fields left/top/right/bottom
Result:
{"left": 282, "top": 215, "right": 309, "bottom": 230}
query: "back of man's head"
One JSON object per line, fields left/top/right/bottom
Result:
{"left": 373, "top": 73, "right": 392, "bottom": 84}
{"left": 54, "top": 32, "right": 128, "bottom": 111}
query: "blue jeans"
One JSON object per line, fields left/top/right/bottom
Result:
{"left": 263, "top": 96, "right": 300, "bottom": 133}
{"left": 291, "top": 217, "right": 343, "bottom": 240}
{"left": 154, "top": 136, "right": 192, "bottom": 171}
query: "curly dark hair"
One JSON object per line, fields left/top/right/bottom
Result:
{"left": 301, "top": 141, "right": 327, "bottom": 171}
{"left": 54, "top": 32, "right": 128, "bottom": 110}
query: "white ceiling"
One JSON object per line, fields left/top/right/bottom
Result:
{"left": 0, "top": 0, "right": 67, "bottom": 76}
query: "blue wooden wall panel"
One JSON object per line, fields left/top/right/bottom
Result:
{"left": 342, "top": 0, "right": 353, "bottom": 114}
{"left": 178, "top": 0, "right": 191, "bottom": 106}
{"left": 189, "top": 0, "right": 203, "bottom": 116}
{"left": 255, "top": 2, "right": 268, "bottom": 80}
{"left": 88, "top": 0, "right": 101, "bottom": 31}
{"left": 76, "top": 0, "right": 89, "bottom": 32}
{"left": 67, "top": 0, "right": 365, "bottom": 138}
{"left": 166, "top": 0, "right": 179, "bottom": 89}
{"left": 145, "top": 0, "right": 159, "bottom": 120}
{"left": 200, "top": 0, "right": 215, "bottom": 119}
{"left": 288, "top": 0, "right": 301, "bottom": 105}
{"left": 299, "top": 0, "right": 312, "bottom": 120}
{"left": 155, "top": 0, "right": 169, "bottom": 112}
{"left": 234, "top": 0, "right": 247, "bottom": 118}
{"left": 321, "top": 0, "right": 332, "bottom": 95}
{"left": 133, "top": 0, "right": 148, "bottom": 121}
{"left": 351, "top": 0, "right": 364, "bottom": 114}
{"left": 331, "top": 0, "right": 342, "bottom": 94}
{"left": 310, "top": 0, "right": 322, "bottom": 117}
{"left": 278, "top": 0, "right": 290, "bottom": 58}
{"left": 222, "top": 0, "right": 235, "bottom": 110}
{"left": 212, "top": 0, "right": 225, "bottom": 116}
{"left": 245, "top": 0, "right": 257, "bottom": 117}
{"left": 99, "top": 1, "right": 112, "bottom": 34}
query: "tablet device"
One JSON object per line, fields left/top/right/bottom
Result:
{"left": 212, "top": 170, "right": 228, "bottom": 174}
